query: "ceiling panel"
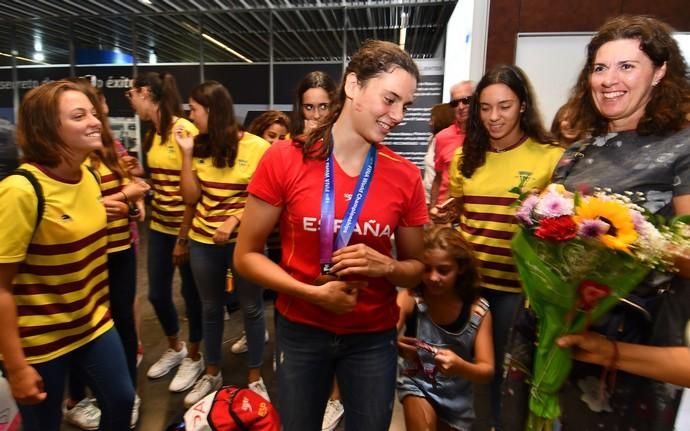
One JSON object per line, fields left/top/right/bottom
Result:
{"left": 0, "top": 0, "right": 457, "bottom": 65}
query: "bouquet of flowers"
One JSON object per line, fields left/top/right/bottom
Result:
{"left": 510, "top": 184, "right": 689, "bottom": 431}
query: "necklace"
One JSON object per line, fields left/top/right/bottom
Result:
{"left": 490, "top": 134, "right": 527, "bottom": 153}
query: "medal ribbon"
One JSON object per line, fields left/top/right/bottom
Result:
{"left": 319, "top": 143, "right": 377, "bottom": 272}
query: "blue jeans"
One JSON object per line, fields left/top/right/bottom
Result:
{"left": 189, "top": 240, "right": 265, "bottom": 367}
{"left": 18, "top": 328, "right": 134, "bottom": 431}
{"left": 147, "top": 229, "right": 202, "bottom": 342}
{"left": 69, "top": 247, "right": 138, "bottom": 400}
{"left": 275, "top": 313, "right": 397, "bottom": 431}
{"left": 483, "top": 289, "right": 522, "bottom": 429}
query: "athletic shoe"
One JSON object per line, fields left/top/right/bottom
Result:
{"left": 184, "top": 373, "right": 223, "bottom": 408}
{"left": 321, "top": 399, "right": 344, "bottom": 431}
{"left": 130, "top": 395, "right": 141, "bottom": 429}
{"left": 63, "top": 398, "right": 100, "bottom": 431}
{"left": 169, "top": 354, "right": 204, "bottom": 392}
{"left": 147, "top": 342, "right": 188, "bottom": 379}
{"left": 248, "top": 377, "right": 270, "bottom": 402}
{"left": 230, "top": 329, "right": 270, "bottom": 354}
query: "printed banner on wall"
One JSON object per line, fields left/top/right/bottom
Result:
{"left": 383, "top": 58, "right": 444, "bottom": 171}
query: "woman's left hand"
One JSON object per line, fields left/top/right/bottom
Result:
{"left": 172, "top": 241, "right": 189, "bottom": 266}
{"left": 329, "top": 243, "right": 395, "bottom": 278}
{"left": 213, "top": 223, "right": 235, "bottom": 245}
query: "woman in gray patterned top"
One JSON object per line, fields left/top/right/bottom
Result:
{"left": 502, "top": 15, "right": 690, "bottom": 431}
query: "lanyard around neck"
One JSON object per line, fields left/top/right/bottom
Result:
{"left": 319, "top": 143, "right": 378, "bottom": 271}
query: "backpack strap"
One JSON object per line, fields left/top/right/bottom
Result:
{"left": 227, "top": 388, "right": 250, "bottom": 431}
{"left": 11, "top": 168, "right": 44, "bottom": 229}
{"left": 469, "top": 297, "right": 490, "bottom": 331}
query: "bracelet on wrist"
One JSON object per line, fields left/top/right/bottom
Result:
{"left": 120, "top": 190, "right": 129, "bottom": 203}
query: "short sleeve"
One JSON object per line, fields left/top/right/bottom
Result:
{"left": 448, "top": 147, "right": 463, "bottom": 198}
{"left": 0, "top": 176, "right": 38, "bottom": 262}
{"left": 247, "top": 141, "right": 288, "bottom": 207}
{"left": 400, "top": 171, "right": 429, "bottom": 227}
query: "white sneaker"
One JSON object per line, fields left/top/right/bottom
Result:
{"left": 230, "top": 329, "right": 270, "bottom": 354}
{"left": 248, "top": 377, "right": 270, "bottom": 402}
{"left": 63, "top": 398, "right": 100, "bottom": 431}
{"left": 147, "top": 342, "right": 188, "bottom": 379}
{"left": 184, "top": 373, "right": 223, "bottom": 408}
{"left": 130, "top": 395, "right": 141, "bottom": 429}
{"left": 169, "top": 354, "right": 205, "bottom": 392}
{"left": 321, "top": 399, "right": 344, "bottom": 431}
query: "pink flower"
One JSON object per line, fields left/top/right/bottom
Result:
{"left": 516, "top": 195, "right": 539, "bottom": 225}
{"left": 535, "top": 191, "right": 574, "bottom": 218}
{"left": 578, "top": 219, "right": 610, "bottom": 238}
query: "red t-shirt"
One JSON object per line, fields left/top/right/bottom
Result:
{"left": 249, "top": 140, "right": 428, "bottom": 334}
{"left": 433, "top": 123, "right": 465, "bottom": 204}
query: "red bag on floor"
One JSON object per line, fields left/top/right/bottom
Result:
{"left": 184, "top": 386, "right": 280, "bottom": 431}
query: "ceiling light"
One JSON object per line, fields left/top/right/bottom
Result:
{"left": 139, "top": 0, "right": 153, "bottom": 5}
{"left": 0, "top": 51, "right": 47, "bottom": 64}
{"left": 33, "top": 52, "right": 45, "bottom": 61}
{"left": 180, "top": 22, "right": 253, "bottom": 64}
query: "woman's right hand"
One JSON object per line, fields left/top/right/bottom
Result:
{"left": 397, "top": 336, "right": 420, "bottom": 362}
{"left": 8, "top": 365, "right": 46, "bottom": 405}
{"left": 174, "top": 126, "right": 195, "bottom": 153}
{"left": 312, "top": 280, "right": 364, "bottom": 314}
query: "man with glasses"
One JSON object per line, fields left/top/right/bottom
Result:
{"left": 429, "top": 80, "right": 474, "bottom": 208}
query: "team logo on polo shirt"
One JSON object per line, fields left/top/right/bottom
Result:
{"left": 60, "top": 214, "right": 73, "bottom": 222}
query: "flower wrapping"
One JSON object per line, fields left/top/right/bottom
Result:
{"left": 510, "top": 185, "right": 688, "bottom": 430}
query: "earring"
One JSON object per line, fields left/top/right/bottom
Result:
{"left": 652, "top": 80, "right": 660, "bottom": 86}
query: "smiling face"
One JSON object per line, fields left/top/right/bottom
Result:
{"left": 188, "top": 98, "right": 209, "bottom": 133}
{"left": 590, "top": 38, "right": 666, "bottom": 132}
{"left": 422, "top": 248, "right": 460, "bottom": 298}
{"left": 57, "top": 90, "right": 102, "bottom": 157}
{"left": 479, "top": 83, "right": 524, "bottom": 148}
{"left": 346, "top": 67, "right": 417, "bottom": 143}
{"left": 127, "top": 86, "right": 154, "bottom": 121}
{"left": 262, "top": 122, "right": 288, "bottom": 144}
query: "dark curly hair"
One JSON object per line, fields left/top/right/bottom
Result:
{"left": 565, "top": 15, "right": 690, "bottom": 137}
{"left": 189, "top": 81, "right": 240, "bottom": 169}
{"left": 460, "top": 64, "right": 554, "bottom": 178}
{"left": 302, "top": 40, "right": 420, "bottom": 160}
{"left": 421, "top": 226, "right": 481, "bottom": 305}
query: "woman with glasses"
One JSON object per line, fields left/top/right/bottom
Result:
{"left": 432, "top": 65, "right": 564, "bottom": 429}
{"left": 289, "top": 71, "right": 336, "bottom": 138}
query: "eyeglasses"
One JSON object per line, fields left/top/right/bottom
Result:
{"left": 449, "top": 96, "right": 472, "bottom": 108}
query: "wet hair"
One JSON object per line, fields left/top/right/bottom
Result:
{"left": 304, "top": 40, "right": 420, "bottom": 159}
{"left": 18, "top": 80, "right": 94, "bottom": 168}
{"left": 422, "top": 226, "right": 481, "bottom": 305}
{"left": 460, "top": 64, "right": 555, "bottom": 178}
{"left": 66, "top": 77, "right": 126, "bottom": 180}
{"left": 430, "top": 103, "right": 456, "bottom": 135}
{"left": 290, "top": 71, "right": 336, "bottom": 137}
{"left": 132, "top": 71, "right": 183, "bottom": 152}
{"left": 189, "top": 81, "right": 240, "bottom": 168}
{"left": 248, "top": 110, "right": 291, "bottom": 139}
{"left": 566, "top": 15, "right": 690, "bottom": 137}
